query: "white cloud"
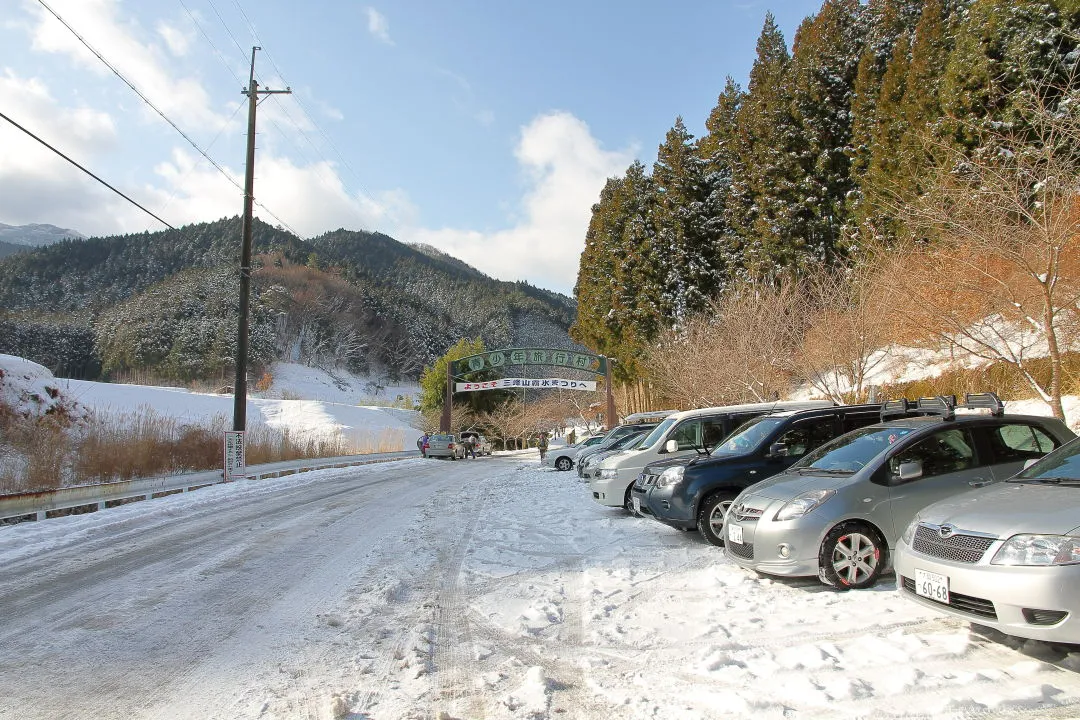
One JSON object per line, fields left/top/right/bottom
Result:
{"left": 0, "top": 68, "right": 128, "bottom": 233}
{"left": 365, "top": 8, "right": 393, "bottom": 45}
{"left": 156, "top": 20, "right": 191, "bottom": 56}
{"left": 400, "top": 112, "right": 636, "bottom": 296}
{"left": 28, "top": 0, "right": 227, "bottom": 130}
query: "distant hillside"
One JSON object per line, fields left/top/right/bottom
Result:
{"left": 0, "top": 217, "right": 582, "bottom": 381}
{"left": 0, "top": 240, "right": 28, "bottom": 259}
{"left": 0, "top": 222, "right": 84, "bottom": 247}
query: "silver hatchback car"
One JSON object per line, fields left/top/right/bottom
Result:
{"left": 895, "top": 436, "right": 1080, "bottom": 644}
{"left": 425, "top": 433, "right": 464, "bottom": 460}
{"left": 724, "top": 395, "right": 1074, "bottom": 589}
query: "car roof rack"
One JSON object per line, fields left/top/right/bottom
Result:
{"left": 960, "top": 392, "right": 1005, "bottom": 416}
{"left": 623, "top": 410, "right": 677, "bottom": 423}
{"left": 880, "top": 395, "right": 957, "bottom": 421}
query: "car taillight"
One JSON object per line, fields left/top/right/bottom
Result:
{"left": 448, "top": 443, "right": 455, "bottom": 448}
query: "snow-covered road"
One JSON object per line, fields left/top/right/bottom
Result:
{"left": 2, "top": 455, "right": 1080, "bottom": 720}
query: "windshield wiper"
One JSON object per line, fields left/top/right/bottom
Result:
{"left": 796, "top": 466, "right": 855, "bottom": 475}
{"left": 1012, "top": 476, "right": 1080, "bottom": 485}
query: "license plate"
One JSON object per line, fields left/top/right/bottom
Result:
{"left": 914, "top": 568, "right": 950, "bottom": 603}
{"left": 632, "top": 497, "right": 641, "bottom": 513}
{"left": 727, "top": 523, "right": 743, "bottom": 544}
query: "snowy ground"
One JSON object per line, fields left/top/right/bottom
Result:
{"left": 1, "top": 355, "right": 422, "bottom": 452}
{"left": 2, "top": 455, "right": 1079, "bottom": 720}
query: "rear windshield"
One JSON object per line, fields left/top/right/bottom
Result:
{"left": 792, "top": 426, "right": 916, "bottom": 472}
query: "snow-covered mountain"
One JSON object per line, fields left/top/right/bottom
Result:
{"left": 0, "top": 223, "right": 84, "bottom": 247}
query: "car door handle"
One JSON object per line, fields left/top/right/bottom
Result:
{"left": 968, "top": 478, "right": 991, "bottom": 487}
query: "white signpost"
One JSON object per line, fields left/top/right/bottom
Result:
{"left": 224, "top": 430, "right": 247, "bottom": 481}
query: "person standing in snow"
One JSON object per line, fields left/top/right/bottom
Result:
{"left": 464, "top": 434, "right": 476, "bottom": 459}
{"left": 537, "top": 432, "right": 548, "bottom": 463}
{"left": 418, "top": 432, "right": 429, "bottom": 458}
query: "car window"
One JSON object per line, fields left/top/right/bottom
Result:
{"left": 639, "top": 417, "right": 677, "bottom": 449}
{"left": 776, "top": 417, "right": 836, "bottom": 458}
{"left": 987, "top": 423, "right": 1058, "bottom": 462}
{"left": 889, "top": 428, "right": 975, "bottom": 480}
{"left": 669, "top": 418, "right": 727, "bottom": 451}
{"left": 796, "top": 426, "right": 916, "bottom": 472}
{"left": 713, "top": 417, "right": 785, "bottom": 455}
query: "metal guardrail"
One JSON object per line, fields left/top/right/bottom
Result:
{"left": 0, "top": 450, "right": 419, "bottom": 523}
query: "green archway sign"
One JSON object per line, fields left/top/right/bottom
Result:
{"left": 452, "top": 348, "right": 607, "bottom": 375}
{"left": 442, "top": 347, "right": 615, "bottom": 432}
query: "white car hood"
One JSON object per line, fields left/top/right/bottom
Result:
{"left": 918, "top": 482, "right": 1080, "bottom": 537}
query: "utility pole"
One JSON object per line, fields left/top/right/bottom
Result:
{"left": 233, "top": 46, "right": 290, "bottom": 433}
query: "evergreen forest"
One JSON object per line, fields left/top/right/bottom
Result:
{"left": 571, "top": 0, "right": 1080, "bottom": 407}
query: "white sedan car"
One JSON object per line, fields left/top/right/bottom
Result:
{"left": 542, "top": 434, "right": 607, "bottom": 471}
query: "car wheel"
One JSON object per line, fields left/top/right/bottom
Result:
{"left": 555, "top": 456, "right": 572, "bottom": 471}
{"left": 696, "top": 492, "right": 737, "bottom": 547}
{"left": 818, "top": 522, "right": 886, "bottom": 590}
{"left": 623, "top": 485, "right": 637, "bottom": 515}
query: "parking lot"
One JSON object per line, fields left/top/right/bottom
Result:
{"left": 1, "top": 453, "right": 1078, "bottom": 719}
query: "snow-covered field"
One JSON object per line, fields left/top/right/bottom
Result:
{"left": 1, "top": 454, "right": 1079, "bottom": 719}
{"left": 1, "top": 356, "right": 422, "bottom": 452}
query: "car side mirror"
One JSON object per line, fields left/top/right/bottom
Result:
{"left": 897, "top": 460, "right": 923, "bottom": 481}
{"left": 1023, "top": 458, "right": 1039, "bottom": 470}
{"left": 665, "top": 439, "right": 679, "bottom": 453}
{"left": 769, "top": 442, "right": 789, "bottom": 457}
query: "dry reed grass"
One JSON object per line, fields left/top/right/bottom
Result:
{"left": 0, "top": 403, "right": 406, "bottom": 496}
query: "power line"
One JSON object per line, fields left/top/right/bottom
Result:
{"left": 0, "top": 111, "right": 174, "bottom": 229}
{"left": 229, "top": 1, "right": 379, "bottom": 210}
{"left": 35, "top": 0, "right": 301, "bottom": 236}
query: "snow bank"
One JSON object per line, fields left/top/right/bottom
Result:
{"left": 1, "top": 355, "right": 422, "bottom": 452}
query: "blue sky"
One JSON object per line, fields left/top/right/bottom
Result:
{"left": 1, "top": 0, "right": 822, "bottom": 295}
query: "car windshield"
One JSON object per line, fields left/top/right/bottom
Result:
{"left": 792, "top": 426, "right": 916, "bottom": 473}
{"left": 638, "top": 417, "right": 678, "bottom": 450}
{"left": 711, "top": 416, "right": 785, "bottom": 456}
{"left": 432, "top": 434, "right": 453, "bottom": 442}
{"left": 608, "top": 431, "right": 647, "bottom": 450}
{"left": 1012, "top": 437, "right": 1080, "bottom": 485}
{"left": 622, "top": 433, "right": 649, "bottom": 450}
{"left": 598, "top": 427, "right": 636, "bottom": 448}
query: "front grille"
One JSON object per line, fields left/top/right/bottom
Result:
{"left": 900, "top": 576, "right": 997, "bottom": 620}
{"left": 636, "top": 473, "right": 658, "bottom": 490}
{"left": 731, "top": 505, "right": 763, "bottom": 523}
{"left": 912, "top": 525, "right": 996, "bottom": 564}
{"left": 727, "top": 541, "right": 754, "bottom": 560}
{"left": 1023, "top": 608, "right": 1068, "bottom": 626}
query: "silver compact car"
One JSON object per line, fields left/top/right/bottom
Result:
{"left": 425, "top": 433, "right": 464, "bottom": 460}
{"left": 895, "top": 436, "right": 1080, "bottom": 643}
{"left": 724, "top": 395, "right": 1074, "bottom": 589}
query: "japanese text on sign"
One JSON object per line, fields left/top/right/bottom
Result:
{"left": 224, "top": 430, "right": 247, "bottom": 481}
{"left": 456, "top": 378, "right": 597, "bottom": 392}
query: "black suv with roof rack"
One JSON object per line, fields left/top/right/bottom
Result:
{"left": 634, "top": 403, "right": 918, "bottom": 545}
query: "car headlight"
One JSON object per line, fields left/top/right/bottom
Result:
{"left": 901, "top": 514, "right": 921, "bottom": 545}
{"left": 991, "top": 535, "right": 1080, "bottom": 566}
{"left": 598, "top": 468, "right": 619, "bottom": 480}
{"left": 655, "top": 466, "right": 684, "bottom": 489}
{"left": 774, "top": 489, "right": 835, "bottom": 521}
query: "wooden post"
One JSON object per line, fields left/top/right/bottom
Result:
{"left": 604, "top": 357, "right": 616, "bottom": 430}
{"left": 441, "top": 360, "right": 452, "bottom": 431}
